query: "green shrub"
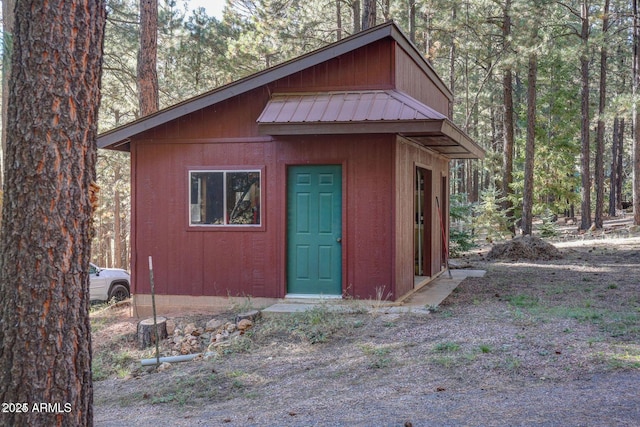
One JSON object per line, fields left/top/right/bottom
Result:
{"left": 473, "top": 186, "right": 513, "bottom": 241}
{"left": 539, "top": 208, "right": 558, "bottom": 237}
{"left": 449, "top": 193, "right": 477, "bottom": 256}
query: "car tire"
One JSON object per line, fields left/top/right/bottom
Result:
{"left": 108, "top": 283, "right": 130, "bottom": 302}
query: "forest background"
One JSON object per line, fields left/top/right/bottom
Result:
{"left": 3, "top": 0, "right": 640, "bottom": 269}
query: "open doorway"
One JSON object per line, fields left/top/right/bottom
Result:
{"left": 415, "top": 167, "right": 433, "bottom": 283}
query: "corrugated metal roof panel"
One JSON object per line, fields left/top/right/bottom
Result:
{"left": 256, "top": 90, "right": 447, "bottom": 124}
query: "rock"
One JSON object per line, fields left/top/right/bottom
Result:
{"left": 205, "top": 319, "right": 224, "bottom": 332}
{"left": 237, "top": 319, "right": 253, "bottom": 332}
{"left": 184, "top": 323, "right": 197, "bottom": 335}
{"left": 225, "top": 323, "right": 237, "bottom": 333}
{"left": 157, "top": 362, "right": 172, "bottom": 372}
{"left": 165, "top": 319, "right": 176, "bottom": 335}
{"left": 180, "top": 341, "right": 200, "bottom": 355}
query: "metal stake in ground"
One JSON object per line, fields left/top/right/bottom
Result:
{"left": 435, "top": 196, "right": 452, "bottom": 279}
{"left": 149, "top": 256, "right": 161, "bottom": 366}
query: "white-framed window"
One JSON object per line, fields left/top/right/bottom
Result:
{"left": 189, "top": 170, "right": 261, "bottom": 226}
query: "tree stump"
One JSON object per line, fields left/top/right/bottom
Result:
{"left": 137, "top": 317, "right": 167, "bottom": 349}
{"left": 235, "top": 310, "right": 261, "bottom": 324}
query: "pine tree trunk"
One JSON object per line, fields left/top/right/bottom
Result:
{"left": 595, "top": 0, "right": 610, "bottom": 229}
{"left": 409, "top": 0, "right": 416, "bottom": 43}
{"left": 522, "top": 52, "right": 537, "bottom": 235}
{"left": 502, "top": 0, "right": 515, "bottom": 231}
{"left": 1, "top": 0, "right": 16, "bottom": 185}
{"left": 617, "top": 118, "right": 625, "bottom": 210}
{"left": 114, "top": 164, "right": 123, "bottom": 269}
{"left": 0, "top": 1, "right": 106, "bottom": 426}
{"left": 336, "top": 0, "right": 342, "bottom": 41}
{"left": 362, "top": 0, "right": 376, "bottom": 30}
{"left": 610, "top": 117, "right": 619, "bottom": 216}
{"left": 579, "top": 1, "right": 592, "bottom": 231}
{"left": 635, "top": 0, "right": 640, "bottom": 226}
{"left": 137, "top": 0, "right": 159, "bottom": 116}
{"left": 352, "top": 0, "right": 361, "bottom": 33}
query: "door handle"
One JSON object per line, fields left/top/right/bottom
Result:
{"left": 336, "top": 237, "right": 342, "bottom": 243}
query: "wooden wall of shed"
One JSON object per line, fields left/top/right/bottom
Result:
{"left": 394, "top": 137, "right": 449, "bottom": 298}
{"left": 394, "top": 46, "right": 451, "bottom": 117}
{"left": 272, "top": 38, "right": 394, "bottom": 92}
{"left": 131, "top": 131, "right": 396, "bottom": 300}
{"left": 131, "top": 138, "right": 279, "bottom": 298}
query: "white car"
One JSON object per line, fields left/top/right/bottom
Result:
{"left": 89, "top": 263, "right": 131, "bottom": 302}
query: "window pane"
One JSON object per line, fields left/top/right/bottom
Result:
{"left": 190, "top": 172, "right": 224, "bottom": 225}
{"left": 226, "top": 172, "right": 260, "bottom": 225}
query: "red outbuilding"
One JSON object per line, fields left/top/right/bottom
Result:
{"left": 98, "top": 22, "right": 484, "bottom": 314}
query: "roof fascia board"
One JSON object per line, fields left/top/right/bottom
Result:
{"left": 258, "top": 119, "right": 485, "bottom": 160}
{"left": 257, "top": 120, "right": 445, "bottom": 135}
{"left": 439, "top": 120, "right": 485, "bottom": 159}
{"left": 98, "top": 24, "right": 396, "bottom": 149}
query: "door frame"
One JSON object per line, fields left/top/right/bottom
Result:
{"left": 283, "top": 162, "right": 346, "bottom": 297}
{"left": 414, "top": 165, "right": 433, "bottom": 279}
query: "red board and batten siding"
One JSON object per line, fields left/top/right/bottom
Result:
{"left": 273, "top": 38, "right": 394, "bottom": 92}
{"left": 131, "top": 133, "right": 397, "bottom": 300}
{"left": 394, "top": 46, "right": 452, "bottom": 117}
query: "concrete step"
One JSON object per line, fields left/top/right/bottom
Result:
{"left": 261, "top": 269, "right": 485, "bottom": 316}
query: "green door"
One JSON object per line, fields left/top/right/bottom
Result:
{"left": 287, "top": 165, "right": 342, "bottom": 295}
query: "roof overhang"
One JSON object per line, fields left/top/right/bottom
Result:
{"left": 257, "top": 91, "right": 485, "bottom": 159}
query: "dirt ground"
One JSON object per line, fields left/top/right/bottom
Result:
{"left": 93, "top": 233, "right": 640, "bottom": 426}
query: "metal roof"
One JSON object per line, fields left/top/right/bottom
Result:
{"left": 257, "top": 90, "right": 484, "bottom": 159}
{"left": 257, "top": 90, "right": 447, "bottom": 123}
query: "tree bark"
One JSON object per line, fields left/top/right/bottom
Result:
{"left": 137, "top": 317, "right": 168, "bottom": 349}
{"left": 137, "top": 0, "right": 159, "bottom": 116}
{"left": 635, "top": 0, "right": 640, "bottom": 226}
{"left": 114, "top": 164, "right": 123, "bottom": 269}
{"left": 610, "top": 117, "right": 619, "bottom": 216}
{"left": 336, "top": 0, "right": 342, "bottom": 41}
{"left": 352, "top": 0, "right": 361, "bottom": 33}
{"left": 0, "top": 1, "right": 106, "bottom": 426}
{"left": 409, "top": 0, "right": 416, "bottom": 43}
{"left": 617, "top": 118, "right": 625, "bottom": 210}
{"left": 383, "top": 0, "right": 391, "bottom": 21}
{"left": 362, "top": 0, "right": 376, "bottom": 30}
{"left": 502, "top": 0, "right": 515, "bottom": 231}
{"left": 594, "top": 0, "right": 610, "bottom": 228}
{"left": 522, "top": 52, "right": 538, "bottom": 235}
{"left": 1, "top": 0, "right": 16, "bottom": 184}
{"left": 579, "top": 0, "right": 592, "bottom": 231}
